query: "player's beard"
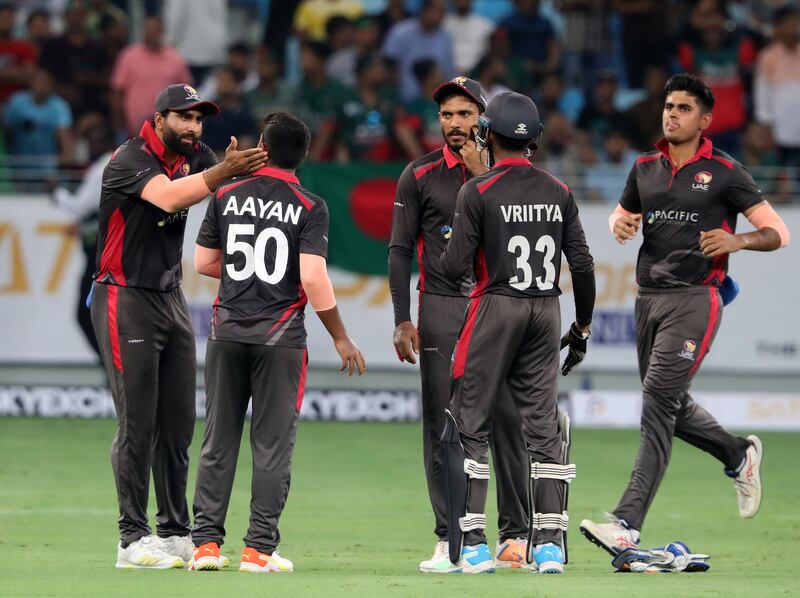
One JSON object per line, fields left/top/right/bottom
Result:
{"left": 162, "top": 124, "right": 198, "bottom": 156}
{"left": 443, "top": 126, "right": 468, "bottom": 154}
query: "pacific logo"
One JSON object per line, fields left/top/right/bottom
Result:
{"left": 692, "top": 171, "right": 712, "bottom": 191}
{"left": 646, "top": 211, "right": 656, "bottom": 225}
{"left": 440, "top": 225, "right": 453, "bottom": 240}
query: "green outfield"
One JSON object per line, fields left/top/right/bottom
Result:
{"left": 1, "top": 418, "right": 797, "bottom": 597}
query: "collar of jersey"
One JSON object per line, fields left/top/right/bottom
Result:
{"left": 493, "top": 157, "right": 533, "bottom": 168}
{"left": 139, "top": 120, "right": 188, "bottom": 177}
{"left": 443, "top": 144, "right": 463, "bottom": 169}
{"left": 251, "top": 165, "right": 300, "bottom": 184}
{"left": 655, "top": 136, "right": 713, "bottom": 167}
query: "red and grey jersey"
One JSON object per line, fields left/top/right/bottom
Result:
{"left": 196, "top": 167, "right": 328, "bottom": 348}
{"left": 440, "top": 158, "right": 594, "bottom": 300}
{"left": 389, "top": 145, "right": 475, "bottom": 297}
{"left": 621, "top": 137, "right": 763, "bottom": 288}
{"left": 95, "top": 120, "right": 218, "bottom": 291}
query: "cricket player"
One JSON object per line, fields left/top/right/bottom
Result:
{"left": 439, "top": 92, "right": 596, "bottom": 574}
{"left": 91, "top": 83, "right": 267, "bottom": 569}
{"left": 389, "top": 77, "right": 531, "bottom": 571}
{"left": 580, "top": 74, "right": 791, "bottom": 556}
{"left": 190, "top": 112, "right": 366, "bottom": 573}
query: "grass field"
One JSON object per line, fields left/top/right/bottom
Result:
{"left": 1, "top": 418, "right": 798, "bottom": 597}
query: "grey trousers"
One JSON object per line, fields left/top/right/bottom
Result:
{"left": 448, "top": 294, "right": 564, "bottom": 546}
{"left": 613, "top": 286, "right": 751, "bottom": 531}
{"left": 90, "top": 283, "right": 196, "bottom": 546}
{"left": 419, "top": 292, "right": 530, "bottom": 541}
{"left": 192, "top": 340, "right": 305, "bottom": 553}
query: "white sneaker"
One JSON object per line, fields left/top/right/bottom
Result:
{"left": 115, "top": 535, "right": 184, "bottom": 569}
{"left": 419, "top": 540, "right": 448, "bottom": 573}
{"left": 733, "top": 435, "right": 763, "bottom": 519}
{"left": 160, "top": 535, "right": 194, "bottom": 563}
{"left": 579, "top": 514, "right": 640, "bottom": 556}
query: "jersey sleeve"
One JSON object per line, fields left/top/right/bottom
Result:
{"left": 103, "top": 146, "right": 162, "bottom": 199}
{"left": 388, "top": 162, "right": 421, "bottom": 257}
{"left": 299, "top": 201, "right": 329, "bottom": 258}
{"left": 440, "top": 183, "right": 482, "bottom": 280}
{"left": 726, "top": 163, "right": 764, "bottom": 213}
{"left": 619, "top": 164, "right": 642, "bottom": 213}
{"left": 195, "top": 142, "right": 219, "bottom": 171}
{"left": 196, "top": 197, "right": 221, "bottom": 249}
{"left": 562, "top": 192, "right": 596, "bottom": 327}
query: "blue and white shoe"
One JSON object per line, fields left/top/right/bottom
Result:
{"left": 422, "top": 543, "right": 495, "bottom": 574}
{"left": 532, "top": 543, "right": 564, "bottom": 574}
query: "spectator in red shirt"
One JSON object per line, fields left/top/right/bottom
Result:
{"left": 0, "top": 2, "right": 37, "bottom": 103}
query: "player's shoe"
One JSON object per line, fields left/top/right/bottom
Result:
{"left": 115, "top": 535, "right": 185, "bottom": 569}
{"left": 239, "top": 547, "right": 293, "bottom": 573}
{"left": 495, "top": 537, "right": 532, "bottom": 569}
{"left": 532, "top": 543, "right": 564, "bottom": 574}
{"left": 729, "top": 435, "right": 763, "bottom": 519}
{"left": 160, "top": 534, "right": 194, "bottom": 564}
{"left": 419, "top": 540, "right": 448, "bottom": 573}
{"left": 189, "top": 542, "right": 222, "bottom": 571}
{"left": 421, "top": 543, "right": 495, "bottom": 574}
{"left": 579, "top": 513, "right": 640, "bottom": 556}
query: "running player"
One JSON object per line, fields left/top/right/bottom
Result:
{"left": 439, "top": 92, "right": 596, "bottom": 574}
{"left": 190, "top": 112, "right": 365, "bottom": 573}
{"left": 580, "top": 74, "right": 791, "bottom": 557}
{"left": 91, "top": 84, "right": 266, "bottom": 569}
{"left": 389, "top": 77, "right": 531, "bottom": 571}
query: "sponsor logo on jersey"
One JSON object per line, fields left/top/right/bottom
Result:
{"left": 157, "top": 209, "right": 189, "bottom": 227}
{"left": 645, "top": 209, "right": 699, "bottom": 226}
{"left": 692, "top": 171, "right": 712, "bottom": 191}
{"left": 678, "top": 339, "right": 697, "bottom": 361}
{"left": 180, "top": 163, "right": 190, "bottom": 176}
{"left": 440, "top": 224, "right": 452, "bottom": 240}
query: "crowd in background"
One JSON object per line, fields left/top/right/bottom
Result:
{"left": 0, "top": 0, "right": 799, "bottom": 203}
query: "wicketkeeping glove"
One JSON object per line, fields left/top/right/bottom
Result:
{"left": 560, "top": 322, "right": 589, "bottom": 376}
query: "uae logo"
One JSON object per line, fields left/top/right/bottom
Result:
{"left": 181, "top": 163, "right": 190, "bottom": 175}
{"left": 678, "top": 339, "right": 698, "bottom": 361}
{"left": 183, "top": 85, "right": 200, "bottom": 101}
{"left": 515, "top": 123, "right": 528, "bottom": 135}
{"left": 452, "top": 76, "right": 467, "bottom": 86}
{"left": 692, "top": 171, "right": 712, "bottom": 191}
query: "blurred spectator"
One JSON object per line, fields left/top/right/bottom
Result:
{"left": 4, "top": 68, "right": 73, "bottom": 175}
{"left": 445, "top": 0, "right": 494, "bottom": 74}
{"left": 85, "top": 0, "right": 127, "bottom": 38}
{"left": 198, "top": 43, "right": 259, "bottom": 101}
{"left": 200, "top": 66, "right": 256, "bottom": 153}
{"left": 98, "top": 7, "right": 130, "bottom": 67}
{"left": 486, "top": 28, "right": 535, "bottom": 95}
{"left": 327, "top": 15, "right": 379, "bottom": 87}
{"left": 612, "top": 0, "right": 671, "bottom": 88}
{"left": 625, "top": 65, "right": 669, "bottom": 150}
{"left": 376, "top": 0, "right": 410, "bottom": 36}
{"left": 339, "top": 54, "right": 403, "bottom": 161}
{"left": 557, "top": 0, "right": 612, "bottom": 89}
{"left": 326, "top": 15, "right": 356, "bottom": 53}
{"left": 534, "top": 71, "right": 584, "bottom": 122}
{"left": 584, "top": 128, "right": 638, "bottom": 202}
{"left": 536, "top": 111, "right": 586, "bottom": 185}
{"left": 295, "top": 40, "right": 351, "bottom": 160}
{"left": 244, "top": 46, "right": 297, "bottom": 120}
{"left": 739, "top": 121, "right": 794, "bottom": 203}
{"left": 755, "top": 5, "right": 800, "bottom": 169}
{"left": 25, "top": 9, "right": 52, "bottom": 55}
{"left": 293, "top": 0, "right": 364, "bottom": 42}
{"left": 497, "top": 0, "right": 560, "bottom": 84}
{"left": 677, "top": 3, "right": 756, "bottom": 155}
{"left": 110, "top": 14, "right": 192, "bottom": 137}
{"left": 383, "top": 0, "right": 454, "bottom": 101}
{"left": 473, "top": 54, "right": 511, "bottom": 102}
{"left": 39, "top": 2, "right": 109, "bottom": 119}
{"left": 164, "top": 0, "right": 227, "bottom": 85}
{"left": 577, "top": 70, "right": 633, "bottom": 146}
{"left": 0, "top": 2, "right": 37, "bottom": 104}
{"left": 399, "top": 58, "right": 444, "bottom": 155}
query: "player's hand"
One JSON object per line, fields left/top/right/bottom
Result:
{"left": 560, "top": 322, "right": 589, "bottom": 376}
{"left": 393, "top": 320, "right": 419, "bottom": 364}
{"left": 334, "top": 336, "right": 366, "bottom": 377}
{"left": 613, "top": 213, "right": 642, "bottom": 244}
{"left": 222, "top": 136, "right": 267, "bottom": 176}
{"left": 460, "top": 130, "right": 488, "bottom": 176}
{"left": 700, "top": 229, "right": 744, "bottom": 257}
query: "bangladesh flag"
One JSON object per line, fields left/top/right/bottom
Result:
{"left": 298, "top": 161, "right": 407, "bottom": 276}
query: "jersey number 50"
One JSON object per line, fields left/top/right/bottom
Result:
{"left": 226, "top": 224, "right": 289, "bottom": 284}
{"left": 507, "top": 234, "right": 556, "bottom": 291}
